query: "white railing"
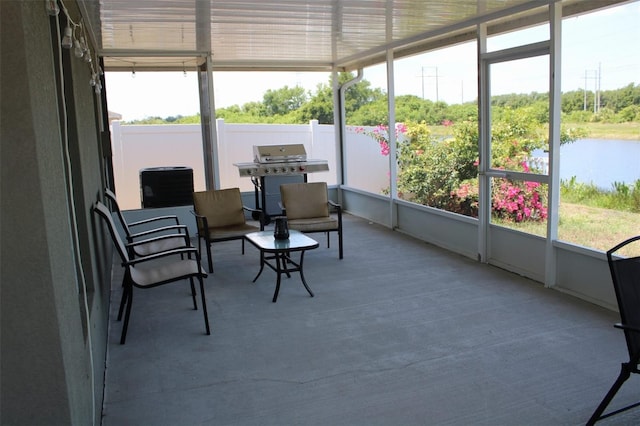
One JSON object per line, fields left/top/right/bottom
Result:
{"left": 111, "top": 119, "right": 387, "bottom": 210}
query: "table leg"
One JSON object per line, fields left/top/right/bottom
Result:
{"left": 252, "top": 247, "right": 315, "bottom": 303}
{"left": 260, "top": 176, "right": 271, "bottom": 225}
{"left": 283, "top": 250, "right": 291, "bottom": 278}
{"left": 298, "top": 250, "right": 314, "bottom": 297}
{"left": 252, "top": 250, "right": 265, "bottom": 283}
{"left": 272, "top": 252, "right": 284, "bottom": 303}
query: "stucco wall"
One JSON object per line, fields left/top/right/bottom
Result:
{"left": 1, "top": 2, "right": 108, "bottom": 425}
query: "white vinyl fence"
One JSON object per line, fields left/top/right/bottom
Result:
{"left": 110, "top": 119, "right": 375, "bottom": 210}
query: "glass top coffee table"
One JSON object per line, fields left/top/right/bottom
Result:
{"left": 245, "top": 230, "right": 319, "bottom": 302}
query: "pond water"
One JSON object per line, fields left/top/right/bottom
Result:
{"left": 533, "top": 139, "right": 640, "bottom": 190}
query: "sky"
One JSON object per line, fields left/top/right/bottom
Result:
{"left": 105, "top": 1, "right": 639, "bottom": 121}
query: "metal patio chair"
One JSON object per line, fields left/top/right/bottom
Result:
{"left": 93, "top": 200, "right": 210, "bottom": 344}
{"left": 279, "top": 181, "right": 343, "bottom": 259}
{"left": 192, "top": 187, "right": 263, "bottom": 273}
{"left": 587, "top": 235, "right": 640, "bottom": 424}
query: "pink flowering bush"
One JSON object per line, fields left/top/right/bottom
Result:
{"left": 350, "top": 115, "right": 564, "bottom": 224}
{"left": 447, "top": 119, "right": 549, "bottom": 223}
{"left": 492, "top": 178, "right": 548, "bottom": 222}
{"left": 447, "top": 175, "right": 547, "bottom": 223}
{"left": 448, "top": 180, "right": 479, "bottom": 217}
{"left": 352, "top": 123, "right": 407, "bottom": 156}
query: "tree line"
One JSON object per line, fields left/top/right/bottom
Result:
{"left": 123, "top": 73, "right": 640, "bottom": 125}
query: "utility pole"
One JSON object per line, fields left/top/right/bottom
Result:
{"left": 583, "top": 69, "right": 598, "bottom": 111}
{"left": 435, "top": 67, "right": 439, "bottom": 102}
{"left": 417, "top": 66, "right": 440, "bottom": 102}
{"left": 597, "top": 62, "right": 601, "bottom": 114}
{"left": 583, "top": 70, "right": 587, "bottom": 111}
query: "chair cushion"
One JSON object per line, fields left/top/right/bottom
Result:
{"left": 288, "top": 217, "right": 338, "bottom": 232}
{"left": 280, "top": 182, "right": 329, "bottom": 220}
{"left": 193, "top": 188, "right": 246, "bottom": 228}
{"left": 130, "top": 258, "right": 204, "bottom": 287}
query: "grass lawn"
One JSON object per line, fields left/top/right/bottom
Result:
{"left": 574, "top": 122, "right": 640, "bottom": 140}
{"left": 496, "top": 202, "right": 640, "bottom": 257}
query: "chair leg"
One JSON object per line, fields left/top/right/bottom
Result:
{"left": 198, "top": 235, "right": 213, "bottom": 273}
{"left": 189, "top": 278, "right": 197, "bottom": 310}
{"left": 117, "top": 276, "right": 131, "bottom": 321}
{"left": 338, "top": 229, "right": 343, "bottom": 259}
{"left": 198, "top": 277, "right": 211, "bottom": 335}
{"left": 117, "top": 288, "right": 128, "bottom": 321}
{"left": 587, "top": 362, "right": 634, "bottom": 425}
{"left": 206, "top": 243, "right": 213, "bottom": 273}
{"left": 120, "top": 285, "right": 134, "bottom": 344}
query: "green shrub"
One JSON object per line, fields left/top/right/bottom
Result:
{"left": 355, "top": 109, "right": 593, "bottom": 220}
{"left": 561, "top": 177, "right": 640, "bottom": 213}
{"left": 619, "top": 105, "right": 640, "bottom": 122}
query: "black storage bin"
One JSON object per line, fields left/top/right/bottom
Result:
{"left": 140, "top": 166, "right": 194, "bottom": 208}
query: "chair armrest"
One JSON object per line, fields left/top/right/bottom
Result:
{"left": 190, "top": 210, "right": 210, "bottom": 237}
{"left": 126, "top": 232, "right": 191, "bottom": 250}
{"left": 128, "top": 215, "right": 180, "bottom": 228}
{"left": 128, "top": 224, "right": 190, "bottom": 241}
{"left": 328, "top": 200, "right": 342, "bottom": 230}
{"left": 614, "top": 323, "right": 640, "bottom": 335}
{"left": 124, "top": 247, "right": 205, "bottom": 271}
{"left": 243, "top": 205, "right": 262, "bottom": 216}
{"left": 243, "top": 205, "right": 265, "bottom": 230}
{"left": 328, "top": 200, "right": 342, "bottom": 217}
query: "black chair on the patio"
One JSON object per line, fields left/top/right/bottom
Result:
{"left": 587, "top": 235, "right": 640, "bottom": 425}
{"left": 93, "top": 200, "right": 210, "bottom": 344}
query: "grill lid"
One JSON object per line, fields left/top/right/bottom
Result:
{"left": 254, "top": 144, "right": 307, "bottom": 163}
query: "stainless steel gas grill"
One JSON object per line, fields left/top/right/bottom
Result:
{"left": 234, "top": 144, "right": 329, "bottom": 224}
{"left": 236, "top": 145, "right": 329, "bottom": 177}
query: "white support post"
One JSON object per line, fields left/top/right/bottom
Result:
{"left": 545, "top": 2, "right": 562, "bottom": 288}
{"left": 477, "top": 22, "right": 489, "bottom": 263}
{"left": 387, "top": 49, "right": 397, "bottom": 229}
{"left": 206, "top": 56, "right": 220, "bottom": 190}
{"left": 332, "top": 69, "right": 343, "bottom": 187}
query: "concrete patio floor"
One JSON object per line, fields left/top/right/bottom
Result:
{"left": 101, "top": 214, "right": 640, "bottom": 425}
